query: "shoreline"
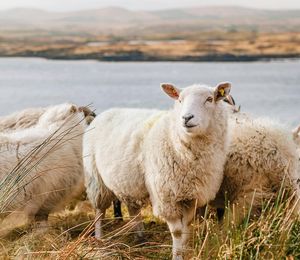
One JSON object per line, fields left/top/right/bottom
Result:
{"left": 1, "top": 53, "right": 300, "bottom": 62}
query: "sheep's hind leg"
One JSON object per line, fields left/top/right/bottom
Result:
{"left": 225, "top": 191, "right": 262, "bottom": 227}
{"left": 0, "top": 210, "right": 30, "bottom": 237}
{"left": 94, "top": 208, "right": 106, "bottom": 239}
{"left": 113, "top": 200, "right": 123, "bottom": 220}
{"left": 32, "top": 212, "right": 49, "bottom": 234}
{"left": 166, "top": 201, "right": 196, "bottom": 260}
{"left": 127, "top": 204, "right": 146, "bottom": 244}
{"left": 0, "top": 202, "right": 44, "bottom": 237}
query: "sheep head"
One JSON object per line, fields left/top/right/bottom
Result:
{"left": 79, "top": 106, "right": 96, "bottom": 125}
{"left": 161, "top": 82, "right": 232, "bottom": 137}
{"left": 293, "top": 125, "right": 300, "bottom": 146}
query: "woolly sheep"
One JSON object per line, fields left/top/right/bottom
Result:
{"left": 0, "top": 105, "right": 96, "bottom": 133}
{"left": 0, "top": 107, "right": 46, "bottom": 132}
{"left": 211, "top": 114, "right": 300, "bottom": 224}
{"left": 293, "top": 125, "right": 300, "bottom": 148}
{"left": 0, "top": 103, "right": 93, "bottom": 237}
{"left": 83, "top": 82, "right": 233, "bottom": 259}
{"left": 293, "top": 124, "right": 300, "bottom": 173}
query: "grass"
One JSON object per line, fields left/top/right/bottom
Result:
{"left": 1, "top": 193, "right": 300, "bottom": 259}
{"left": 1, "top": 119, "right": 300, "bottom": 259}
{"left": 0, "top": 31, "right": 299, "bottom": 60}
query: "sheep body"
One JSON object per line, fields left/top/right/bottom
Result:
{"left": 0, "top": 107, "right": 46, "bottom": 132}
{"left": 211, "top": 114, "right": 300, "bottom": 223}
{"left": 84, "top": 109, "right": 157, "bottom": 212}
{"left": 84, "top": 83, "right": 231, "bottom": 258}
{"left": 293, "top": 125, "right": 300, "bottom": 155}
{"left": 0, "top": 103, "right": 89, "bottom": 235}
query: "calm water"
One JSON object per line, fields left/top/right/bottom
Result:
{"left": 0, "top": 58, "right": 299, "bottom": 127}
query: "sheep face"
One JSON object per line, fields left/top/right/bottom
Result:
{"left": 161, "top": 82, "right": 232, "bottom": 136}
{"left": 38, "top": 103, "right": 85, "bottom": 127}
{"left": 293, "top": 125, "right": 300, "bottom": 146}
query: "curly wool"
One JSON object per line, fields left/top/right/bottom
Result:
{"left": 0, "top": 107, "right": 46, "bottom": 132}
{"left": 211, "top": 114, "right": 300, "bottom": 223}
{"left": 0, "top": 103, "right": 90, "bottom": 236}
{"left": 84, "top": 97, "right": 229, "bottom": 220}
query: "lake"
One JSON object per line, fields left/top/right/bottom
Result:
{"left": 0, "top": 58, "right": 299, "bottom": 128}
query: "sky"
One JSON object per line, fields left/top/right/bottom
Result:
{"left": 0, "top": 0, "right": 299, "bottom": 11}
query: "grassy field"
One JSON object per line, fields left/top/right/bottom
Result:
{"left": 0, "top": 31, "right": 299, "bottom": 61}
{"left": 1, "top": 127, "right": 300, "bottom": 259}
{"left": 1, "top": 193, "right": 300, "bottom": 259}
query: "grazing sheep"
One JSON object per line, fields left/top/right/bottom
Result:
{"left": 211, "top": 115, "right": 300, "bottom": 224}
{"left": 0, "top": 107, "right": 46, "bottom": 132}
{"left": 0, "top": 103, "right": 93, "bottom": 237}
{"left": 0, "top": 105, "right": 96, "bottom": 133}
{"left": 293, "top": 125, "right": 300, "bottom": 147}
{"left": 83, "top": 82, "right": 233, "bottom": 259}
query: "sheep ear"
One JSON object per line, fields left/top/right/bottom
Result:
{"left": 214, "top": 82, "right": 232, "bottom": 103}
{"left": 79, "top": 106, "right": 97, "bottom": 118}
{"left": 161, "top": 83, "right": 181, "bottom": 100}
{"left": 293, "top": 125, "right": 300, "bottom": 140}
{"left": 70, "top": 105, "right": 78, "bottom": 113}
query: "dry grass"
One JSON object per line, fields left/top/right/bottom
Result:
{"left": 0, "top": 31, "right": 299, "bottom": 59}
{"left": 1, "top": 193, "right": 300, "bottom": 259}
{"left": 1, "top": 119, "right": 300, "bottom": 259}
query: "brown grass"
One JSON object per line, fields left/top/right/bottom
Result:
{"left": 1, "top": 113, "right": 300, "bottom": 259}
{"left": 0, "top": 31, "right": 299, "bottom": 59}
{"left": 1, "top": 194, "right": 300, "bottom": 260}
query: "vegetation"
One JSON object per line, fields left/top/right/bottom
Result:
{"left": 1, "top": 128, "right": 300, "bottom": 259}
{"left": 1, "top": 182, "right": 300, "bottom": 259}
{"left": 1, "top": 6, "right": 300, "bottom": 61}
{"left": 1, "top": 85, "right": 300, "bottom": 260}
{"left": 0, "top": 31, "right": 299, "bottom": 61}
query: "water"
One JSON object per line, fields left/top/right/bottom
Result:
{"left": 0, "top": 58, "right": 299, "bottom": 127}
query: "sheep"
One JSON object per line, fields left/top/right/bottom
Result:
{"left": 0, "top": 105, "right": 96, "bottom": 133}
{"left": 210, "top": 114, "right": 300, "bottom": 225}
{"left": 0, "top": 103, "right": 94, "bottom": 237}
{"left": 0, "top": 107, "right": 46, "bottom": 132}
{"left": 293, "top": 125, "right": 300, "bottom": 147}
{"left": 83, "top": 82, "right": 233, "bottom": 259}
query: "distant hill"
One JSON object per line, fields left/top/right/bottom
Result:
{"left": 0, "top": 6, "right": 299, "bottom": 35}
{"left": 0, "top": 6, "right": 300, "bottom": 61}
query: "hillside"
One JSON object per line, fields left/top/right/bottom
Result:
{"left": 0, "top": 6, "right": 300, "bottom": 61}
{"left": 1, "top": 6, "right": 300, "bottom": 34}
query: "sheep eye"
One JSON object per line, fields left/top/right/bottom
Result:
{"left": 178, "top": 99, "right": 182, "bottom": 103}
{"left": 205, "top": 96, "right": 213, "bottom": 103}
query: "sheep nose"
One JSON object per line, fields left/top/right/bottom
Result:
{"left": 182, "top": 113, "right": 194, "bottom": 124}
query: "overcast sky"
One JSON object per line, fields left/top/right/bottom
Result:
{"left": 0, "top": 0, "right": 299, "bottom": 11}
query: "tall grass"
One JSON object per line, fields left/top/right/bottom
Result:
{"left": 0, "top": 116, "right": 299, "bottom": 259}
{"left": 1, "top": 187, "right": 300, "bottom": 259}
{"left": 195, "top": 190, "right": 300, "bottom": 259}
{"left": 0, "top": 113, "right": 85, "bottom": 213}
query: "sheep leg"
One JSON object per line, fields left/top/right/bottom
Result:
{"left": 113, "top": 199, "right": 123, "bottom": 220}
{"left": 227, "top": 192, "right": 261, "bottom": 226}
{"left": 196, "top": 205, "right": 207, "bottom": 220}
{"left": 127, "top": 205, "right": 145, "bottom": 243}
{"left": 0, "top": 202, "right": 44, "bottom": 237}
{"left": 95, "top": 208, "right": 106, "bottom": 239}
{"left": 32, "top": 213, "right": 49, "bottom": 233}
{"left": 0, "top": 210, "right": 30, "bottom": 237}
{"left": 166, "top": 204, "right": 195, "bottom": 260}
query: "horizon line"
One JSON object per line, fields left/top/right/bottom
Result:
{"left": 0, "top": 4, "right": 300, "bottom": 13}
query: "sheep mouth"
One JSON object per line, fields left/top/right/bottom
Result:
{"left": 184, "top": 124, "right": 197, "bottom": 129}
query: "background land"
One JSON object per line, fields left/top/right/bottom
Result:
{"left": 1, "top": 6, "right": 300, "bottom": 61}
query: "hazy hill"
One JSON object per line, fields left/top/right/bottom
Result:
{"left": 0, "top": 6, "right": 299, "bottom": 61}
{"left": 0, "top": 6, "right": 299, "bottom": 34}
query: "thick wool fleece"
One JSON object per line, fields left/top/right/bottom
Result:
{"left": 0, "top": 107, "right": 46, "bottom": 133}
{"left": 211, "top": 115, "right": 300, "bottom": 222}
{"left": 0, "top": 104, "right": 87, "bottom": 223}
{"left": 84, "top": 104, "right": 229, "bottom": 220}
